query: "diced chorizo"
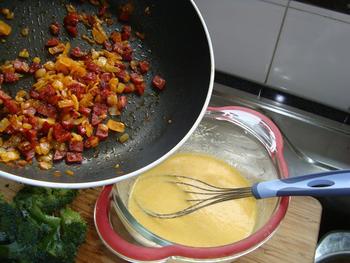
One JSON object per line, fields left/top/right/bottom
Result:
{"left": 121, "top": 25, "right": 131, "bottom": 41}
{"left": 96, "top": 123, "right": 108, "bottom": 140}
{"left": 50, "top": 22, "right": 60, "bottom": 36}
{"left": 152, "top": 75, "right": 166, "bottom": 90}
{"left": 3, "top": 72, "right": 19, "bottom": 83}
{"left": 65, "top": 152, "right": 83, "bottom": 163}
{"left": 53, "top": 149, "right": 66, "bottom": 161}
{"left": 69, "top": 141, "right": 84, "bottom": 152}
{"left": 130, "top": 73, "right": 144, "bottom": 85}
{"left": 45, "top": 38, "right": 60, "bottom": 47}
{"left": 138, "top": 60, "right": 150, "bottom": 74}
{"left": 53, "top": 123, "right": 71, "bottom": 143}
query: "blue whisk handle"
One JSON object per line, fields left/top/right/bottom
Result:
{"left": 251, "top": 170, "right": 350, "bottom": 199}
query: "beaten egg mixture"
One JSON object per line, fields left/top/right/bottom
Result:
{"left": 128, "top": 153, "right": 257, "bottom": 247}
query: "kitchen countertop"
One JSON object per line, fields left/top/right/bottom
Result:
{"left": 0, "top": 178, "right": 322, "bottom": 263}
{"left": 80, "top": 190, "right": 322, "bottom": 263}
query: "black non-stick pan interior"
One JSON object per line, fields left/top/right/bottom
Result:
{"left": 0, "top": 0, "right": 213, "bottom": 186}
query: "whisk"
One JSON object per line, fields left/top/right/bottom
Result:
{"left": 142, "top": 170, "right": 350, "bottom": 219}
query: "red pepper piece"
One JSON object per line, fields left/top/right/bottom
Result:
{"left": 45, "top": 38, "right": 60, "bottom": 47}
{"left": 152, "top": 75, "right": 166, "bottom": 90}
{"left": 66, "top": 152, "right": 83, "bottom": 163}
{"left": 84, "top": 136, "right": 99, "bottom": 148}
{"left": 69, "top": 141, "right": 84, "bottom": 152}
{"left": 0, "top": 74, "right": 3, "bottom": 85}
{"left": 138, "top": 60, "right": 150, "bottom": 74}
{"left": 54, "top": 149, "right": 66, "bottom": 162}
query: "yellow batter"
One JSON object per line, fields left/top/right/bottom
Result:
{"left": 128, "top": 153, "right": 257, "bottom": 247}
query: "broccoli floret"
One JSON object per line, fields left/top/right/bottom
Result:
{"left": 60, "top": 207, "right": 87, "bottom": 246}
{"left": 0, "top": 197, "right": 19, "bottom": 244}
{"left": 36, "top": 208, "right": 87, "bottom": 263}
{"left": 14, "top": 187, "right": 77, "bottom": 214}
{"left": 0, "top": 187, "right": 86, "bottom": 263}
{"left": 0, "top": 208, "right": 43, "bottom": 263}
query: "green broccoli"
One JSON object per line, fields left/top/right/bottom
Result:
{"left": 0, "top": 186, "right": 87, "bottom": 263}
{"left": 61, "top": 207, "right": 87, "bottom": 246}
{"left": 0, "top": 199, "right": 43, "bottom": 263}
{"left": 14, "top": 187, "right": 78, "bottom": 214}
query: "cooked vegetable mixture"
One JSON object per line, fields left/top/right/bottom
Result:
{"left": 0, "top": 1, "right": 166, "bottom": 170}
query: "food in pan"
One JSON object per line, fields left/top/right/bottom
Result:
{"left": 0, "top": 2, "right": 166, "bottom": 170}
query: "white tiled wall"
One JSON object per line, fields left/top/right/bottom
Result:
{"left": 195, "top": 0, "right": 350, "bottom": 113}
{"left": 267, "top": 8, "right": 350, "bottom": 112}
{"left": 195, "top": 0, "right": 286, "bottom": 83}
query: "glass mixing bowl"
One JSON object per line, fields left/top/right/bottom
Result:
{"left": 94, "top": 106, "right": 289, "bottom": 262}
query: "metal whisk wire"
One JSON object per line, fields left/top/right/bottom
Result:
{"left": 139, "top": 175, "right": 253, "bottom": 219}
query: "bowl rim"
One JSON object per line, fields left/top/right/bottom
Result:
{"left": 94, "top": 106, "right": 290, "bottom": 261}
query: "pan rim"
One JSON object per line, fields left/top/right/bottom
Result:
{"left": 0, "top": 0, "right": 215, "bottom": 188}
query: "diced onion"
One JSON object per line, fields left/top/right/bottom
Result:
{"left": 107, "top": 119, "right": 125, "bottom": 133}
{"left": 119, "top": 133, "right": 129, "bottom": 143}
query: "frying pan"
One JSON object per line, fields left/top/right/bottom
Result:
{"left": 0, "top": 0, "right": 214, "bottom": 188}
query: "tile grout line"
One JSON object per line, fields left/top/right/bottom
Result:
{"left": 264, "top": 0, "right": 290, "bottom": 84}
{"left": 258, "top": 0, "right": 288, "bottom": 8}
{"left": 289, "top": 6, "right": 350, "bottom": 25}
